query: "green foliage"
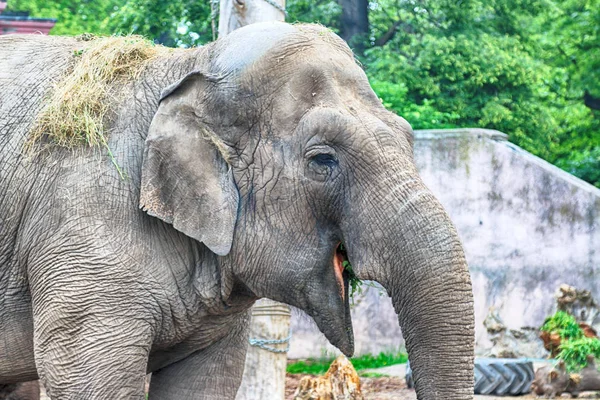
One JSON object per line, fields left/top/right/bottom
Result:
{"left": 349, "top": 351, "right": 408, "bottom": 371}
{"left": 541, "top": 311, "right": 600, "bottom": 372}
{"left": 557, "top": 337, "right": 600, "bottom": 372}
{"left": 286, "top": 351, "right": 408, "bottom": 375}
{"left": 287, "top": 359, "right": 333, "bottom": 375}
{"left": 287, "top": 0, "right": 341, "bottom": 33}
{"left": 343, "top": 260, "right": 362, "bottom": 298}
{"left": 532, "top": 0, "right": 599, "bottom": 102}
{"left": 541, "top": 311, "right": 584, "bottom": 340}
{"left": 556, "top": 148, "right": 600, "bottom": 188}
{"left": 8, "top": 0, "right": 213, "bottom": 46}
{"left": 7, "top": 0, "right": 119, "bottom": 36}
{"left": 363, "top": 0, "right": 599, "bottom": 187}
{"left": 338, "top": 243, "right": 362, "bottom": 298}
{"left": 358, "top": 372, "right": 386, "bottom": 378}
{"left": 104, "top": 0, "right": 213, "bottom": 47}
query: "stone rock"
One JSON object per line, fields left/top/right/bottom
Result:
{"left": 556, "top": 284, "right": 600, "bottom": 327}
{"left": 482, "top": 307, "right": 549, "bottom": 359}
{"left": 531, "top": 361, "right": 570, "bottom": 398}
{"left": 532, "top": 356, "right": 600, "bottom": 397}
{"left": 293, "top": 355, "right": 363, "bottom": 400}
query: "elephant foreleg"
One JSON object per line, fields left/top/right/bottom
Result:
{"left": 33, "top": 313, "right": 152, "bottom": 400}
{"left": 148, "top": 311, "right": 251, "bottom": 400}
{"left": 29, "top": 261, "right": 154, "bottom": 400}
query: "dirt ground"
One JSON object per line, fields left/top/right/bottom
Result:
{"left": 285, "top": 374, "right": 413, "bottom": 400}
{"left": 34, "top": 374, "right": 600, "bottom": 399}
{"left": 284, "top": 374, "right": 600, "bottom": 399}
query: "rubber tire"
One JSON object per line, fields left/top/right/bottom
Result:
{"left": 405, "top": 358, "right": 534, "bottom": 396}
{"left": 474, "top": 358, "right": 535, "bottom": 395}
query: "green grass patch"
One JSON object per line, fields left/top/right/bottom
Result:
{"left": 358, "top": 372, "right": 387, "bottom": 378}
{"left": 287, "top": 351, "right": 407, "bottom": 375}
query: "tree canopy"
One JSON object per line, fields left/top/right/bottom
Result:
{"left": 8, "top": 0, "right": 599, "bottom": 187}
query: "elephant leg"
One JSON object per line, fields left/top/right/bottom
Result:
{"left": 34, "top": 310, "right": 152, "bottom": 399}
{"left": 33, "top": 311, "right": 152, "bottom": 400}
{"left": 29, "top": 262, "right": 153, "bottom": 400}
{"left": 148, "top": 311, "right": 251, "bottom": 400}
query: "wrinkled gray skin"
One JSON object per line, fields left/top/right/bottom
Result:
{"left": 0, "top": 22, "right": 474, "bottom": 399}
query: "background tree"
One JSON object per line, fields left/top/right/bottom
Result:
{"left": 528, "top": 0, "right": 600, "bottom": 185}
{"left": 6, "top": 0, "right": 119, "bottom": 36}
{"left": 105, "top": 0, "right": 213, "bottom": 46}
{"left": 8, "top": 0, "right": 213, "bottom": 45}
{"left": 218, "top": 0, "right": 285, "bottom": 38}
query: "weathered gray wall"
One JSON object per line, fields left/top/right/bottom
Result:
{"left": 288, "top": 128, "right": 600, "bottom": 359}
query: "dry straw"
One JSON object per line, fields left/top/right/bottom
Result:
{"left": 29, "top": 35, "right": 171, "bottom": 151}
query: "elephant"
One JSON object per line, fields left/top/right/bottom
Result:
{"left": 0, "top": 22, "right": 474, "bottom": 399}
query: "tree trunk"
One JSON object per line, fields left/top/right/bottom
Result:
{"left": 218, "top": 0, "right": 286, "bottom": 37}
{"left": 584, "top": 90, "right": 600, "bottom": 111}
{"left": 235, "top": 299, "right": 291, "bottom": 400}
{"left": 532, "top": 356, "right": 600, "bottom": 397}
{"left": 339, "top": 0, "right": 369, "bottom": 53}
{"left": 293, "top": 355, "right": 363, "bottom": 400}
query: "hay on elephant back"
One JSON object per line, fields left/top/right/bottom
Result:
{"left": 29, "top": 35, "right": 172, "bottom": 149}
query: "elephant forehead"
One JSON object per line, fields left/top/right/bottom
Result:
{"left": 213, "top": 22, "right": 298, "bottom": 73}
{"left": 212, "top": 22, "right": 354, "bottom": 78}
{"left": 269, "top": 53, "right": 380, "bottom": 121}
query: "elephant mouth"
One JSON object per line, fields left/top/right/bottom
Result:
{"left": 333, "top": 243, "right": 348, "bottom": 299}
{"left": 301, "top": 241, "right": 354, "bottom": 357}
{"left": 324, "top": 242, "right": 353, "bottom": 356}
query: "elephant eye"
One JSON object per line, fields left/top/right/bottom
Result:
{"left": 306, "top": 149, "right": 339, "bottom": 182}
{"left": 312, "top": 153, "right": 338, "bottom": 167}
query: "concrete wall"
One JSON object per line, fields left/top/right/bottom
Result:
{"left": 288, "top": 128, "right": 600, "bottom": 359}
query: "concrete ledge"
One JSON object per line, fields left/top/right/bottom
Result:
{"left": 416, "top": 128, "right": 599, "bottom": 196}
{"left": 501, "top": 141, "right": 600, "bottom": 196}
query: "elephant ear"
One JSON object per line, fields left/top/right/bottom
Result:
{"left": 140, "top": 71, "right": 239, "bottom": 256}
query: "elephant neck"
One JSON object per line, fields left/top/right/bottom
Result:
{"left": 184, "top": 242, "right": 256, "bottom": 317}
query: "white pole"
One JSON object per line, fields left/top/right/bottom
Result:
{"left": 236, "top": 299, "right": 291, "bottom": 400}
{"left": 218, "top": 0, "right": 286, "bottom": 38}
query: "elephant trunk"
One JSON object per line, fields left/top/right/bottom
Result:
{"left": 348, "top": 177, "right": 474, "bottom": 399}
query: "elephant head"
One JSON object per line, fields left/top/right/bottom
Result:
{"left": 140, "top": 22, "right": 474, "bottom": 399}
